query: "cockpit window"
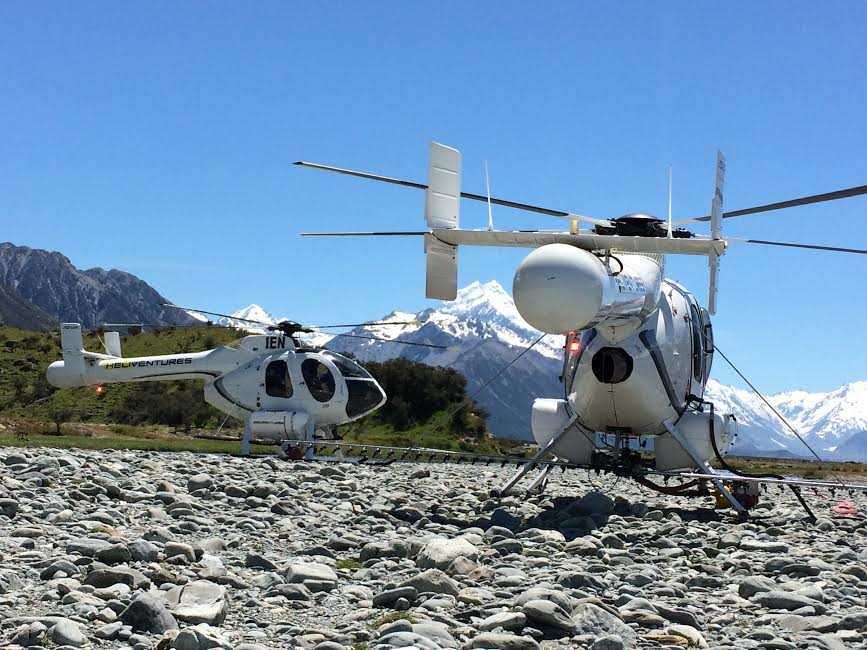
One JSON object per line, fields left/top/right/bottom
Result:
{"left": 265, "top": 360, "right": 293, "bottom": 398}
{"left": 320, "top": 351, "right": 371, "bottom": 379}
{"left": 301, "top": 358, "right": 336, "bottom": 402}
{"left": 689, "top": 304, "right": 704, "bottom": 382}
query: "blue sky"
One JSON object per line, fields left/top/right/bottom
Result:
{"left": 2, "top": 2, "right": 866, "bottom": 394}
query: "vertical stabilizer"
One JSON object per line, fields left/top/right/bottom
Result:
{"left": 60, "top": 323, "right": 87, "bottom": 381}
{"left": 104, "top": 331, "right": 122, "bottom": 357}
{"left": 708, "top": 150, "right": 725, "bottom": 314}
{"left": 425, "top": 233, "right": 458, "bottom": 300}
{"left": 424, "top": 143, "right": 461, "bottom": 299}
{"left": 425, "top": 143, "right": 461, "bottom": 229}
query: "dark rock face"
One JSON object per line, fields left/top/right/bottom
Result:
{"left": 0, "top": 281, "right": 57, "bottom": 330}
{"left": 0, "top": 242, "right": 197, "bottom": 328}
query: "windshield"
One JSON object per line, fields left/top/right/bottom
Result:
{"left": 320, "top": 351, "right": 372, "bottom": 379}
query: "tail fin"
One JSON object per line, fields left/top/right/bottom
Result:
{"left": 60, "top": 323, "right": 86, "bottom": 378}
{"left": 424, "top": 143, "right": 461, "bottom": 299}
{"left": 104, "top": 331, "right": 122, "bottom": 357}
{"left": 708, "top": 150, "right": 725, "bottom": 314}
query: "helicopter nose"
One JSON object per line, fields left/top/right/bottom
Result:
{"left": 345, "top": 379, "right": 387, "bottom": 418}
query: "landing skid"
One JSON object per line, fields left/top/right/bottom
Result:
{"left": 663, "top": 418, "right": 747, "bottom": 515}
{"left": 271, "top": 440, "right": 867, "bottom": 516}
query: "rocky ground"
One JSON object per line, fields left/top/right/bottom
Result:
{"left": 0, "top": 447, "right": 865, "bottom": 650}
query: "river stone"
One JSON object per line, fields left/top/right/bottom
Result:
{"left": 738, "top": 576, "right": 777, "bottom": 598}
{"left": 171, "top": 623, "right": 232, "bottom": 650}
{"left": 164, "top": 580, "right": 229, "bottom": 625}
{"left": 401, "top": 568, "right": 459, "bottom": 596}
{"left": 666, "top": 624, "right": 709, "bottom": 648}
{"left": 49, "top": 618, "right": 86, "bottom": 647}
{"left": 751, "top": 590, "right": 818, "bottom": 611}
{"left": 415, "top": 537, "right": 480, "bottom": 570}
{"left": 66, "top": 538, "right": 112, "bottom": 557}
{"left": 187, "top": 473, "right": 213, "bottom": 491}
{"left": 0, "top": 498, "right": 19, "bottom": 518}
{"left": 478, "top": 611, "right": 527, "bottom": 631}
{"left": 119, "top": 594, "right": 179, "bottom": 634}
{"left": 466, "top": 632, "right": 540, "bottom": 650}
{"left": 521, "top": 599, "right": 576, "bottom": 633}
{"left": 572, "top": 603, "right": 636, "bottom": 644}
{"left": 284, "top": 562, "right": 338, "bottom": 592}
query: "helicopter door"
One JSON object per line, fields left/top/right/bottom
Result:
{"left": 300, "top": 357, "right": 336, "bottom": 402}
{"left": 265, "top": 359, "right": 293, "bottom": 399}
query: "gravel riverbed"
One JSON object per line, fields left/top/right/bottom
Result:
{"left": 0, "top": 447, "right": 865, "bottom": 650}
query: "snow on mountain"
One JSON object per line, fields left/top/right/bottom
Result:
{"left": 325, "top": 280, "right": 565, "bottom": 439}
{"left": 216, "top": 304, "right": 278, "bottom": 330}
{"left": 222, "top": 283, "right": 867, "bottom": 458}
{"left": 705, "top": 379, "right": 867, "bottom": 460}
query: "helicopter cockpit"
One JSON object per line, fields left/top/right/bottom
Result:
{"left": 319, "top": 351, "right": 386, "bottom": 418}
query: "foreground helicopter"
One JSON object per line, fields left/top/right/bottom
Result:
{"left": 297, "top": 142, "right": 867, "bottom": 513}
{"left": 46, "top": 311, "right": 445, "bottom": 454}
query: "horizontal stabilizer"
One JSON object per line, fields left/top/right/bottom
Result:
{"left": 304, "top": 228, "right": 727, "bottom": 256}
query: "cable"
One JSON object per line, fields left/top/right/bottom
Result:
{"left": 447, "top": 334, "right": 546, "bottom": 419}
{"left": 710, "top": 342, "right": 848, "bottom": 492}
{"left": 704, "top": 399, "right": 816, "bottom": 519}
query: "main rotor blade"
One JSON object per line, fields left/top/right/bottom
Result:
{"left": 294, "top": 161, "right": 610, "bottom": 225}
{"left": 673, "top": 184, "right": 867, "bottom": 225}
{"left": 329, "top": 332, "right": 447, "bottom": 350}
{"left": 162, "top": 304, "right": 271, "bottom": 326}
{"left": 311, "top": 320, "right": 420, "bottom": 329}
{"left": 729, "top": 237, "right": 867, "bottom": 255}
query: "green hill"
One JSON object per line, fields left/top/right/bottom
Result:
{"left": 0, "top": 325, "right": 242, "bottom": 426}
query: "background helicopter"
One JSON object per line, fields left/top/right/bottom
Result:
{"left": 45, "top": 309, "right": 446, "bottom": 455}
{"left": 297, "top": 142, "right": 867, "bottom": 513}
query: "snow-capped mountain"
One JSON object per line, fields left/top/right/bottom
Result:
{"left": 195, "top": 304, "right": 334, "bottom": 347}
{"left": 222, "top": 281, "right": 867, "bottom": 459}
{"left": 705, "top": 380, "right": 867, "bottom": 460}
{"left": 323, "top": 281, "right": 565, "bottom": 438}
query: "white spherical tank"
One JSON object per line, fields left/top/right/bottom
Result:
{"left": 512, "top": 244, "right": 608, "bottom": 334}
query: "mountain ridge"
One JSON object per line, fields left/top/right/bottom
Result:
{"left": 0, "top": 242, "right": 200, "bottom": 329}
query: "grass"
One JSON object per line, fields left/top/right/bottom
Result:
{"left": 339, "top": 410, "right": 511, "bottom": 456}
{"left": 723, "top": 455, "right": 867, "bottom": 480}
{"left": 335, "top": 558, "right": 362, "bottom": 570}
{"left": 370, "top": 612, "right": 415, "bottom": 629}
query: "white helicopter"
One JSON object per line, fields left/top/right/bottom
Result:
{"left": 297, "top": 142, "right": 867, "bottom": 514}
{"left": 45, "top": 313, "right": 446, "bottom": 455}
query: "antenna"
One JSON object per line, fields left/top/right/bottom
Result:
{"left": 485, "top": 160, "right": 494, "bottom": 231}
{"left": 667, "top": 164, "right": 673, "bottom": 238}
